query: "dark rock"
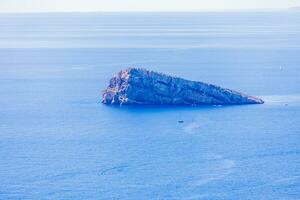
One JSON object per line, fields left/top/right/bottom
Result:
{"left": 102, "top": 68, "right": 264, "bottom": 105}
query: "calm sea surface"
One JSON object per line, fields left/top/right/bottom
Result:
{"left": 0, "top": 12, "right": 300, "bottom": 199}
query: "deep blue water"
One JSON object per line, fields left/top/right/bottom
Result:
{"left": 0, "top": 12, "right": 300, "bottom": 200}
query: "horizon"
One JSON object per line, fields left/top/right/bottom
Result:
{"left": 0, "top": 8, "right": 298, "bottom": 14}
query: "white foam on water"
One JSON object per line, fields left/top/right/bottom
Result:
{"left": 272, "top": 176, "right": 300, "bottom": 185}
{"left": 262, "top": 94, "right": 300, "bottom": 105}
{"left": 182, "top": 117, "right": 212, "bottom": 134}
{"left": 191, "top": 154, "right": 236, "bottom": 187}
{"left": 183, "top": 122, "right": 201, "bottom": 134}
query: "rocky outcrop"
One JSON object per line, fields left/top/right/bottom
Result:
{"left": 102, "top": 68, "right": 264, "bottom": 105}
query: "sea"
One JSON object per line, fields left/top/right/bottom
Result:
{"left": 0, "top": 11, "right": 300, "bottom": 200}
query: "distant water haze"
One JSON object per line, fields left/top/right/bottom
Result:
{"left": 0, "top": 0, "right": 299, "bottom": 12}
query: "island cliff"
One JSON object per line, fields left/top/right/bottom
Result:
{"left": 102, "top": 68, "right": 264, "bottom": 105}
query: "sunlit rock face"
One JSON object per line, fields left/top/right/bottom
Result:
{"left": 102, "top": 68, "right": 264, "bottom": 105}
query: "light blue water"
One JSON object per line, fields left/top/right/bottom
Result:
{"left": 0, "top": 12, "right": 300, "bottom": 199}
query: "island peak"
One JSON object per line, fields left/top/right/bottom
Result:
{"left": 102, "top": 68, "right": 264, "bottom": 106}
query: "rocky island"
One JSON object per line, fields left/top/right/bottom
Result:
{"left": 102, "top": 68, "right": 264, "bottom": 105}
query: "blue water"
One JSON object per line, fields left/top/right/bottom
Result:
{"left": 0, "top": 12, "right": 300, "bottom": 199}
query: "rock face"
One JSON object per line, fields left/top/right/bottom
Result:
{"left": 102, "top": 68, "right": 264, "bottom": 105}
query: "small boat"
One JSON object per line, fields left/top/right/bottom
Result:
{"left": 280, "top": 66, "right": 283, "bottom": 71}
{"left": 178, "top": 120, "right": 184, "bottom": 123}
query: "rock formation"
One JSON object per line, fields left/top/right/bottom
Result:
{"left": 102, "top": 68, "right": 264, "bottom": 105}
